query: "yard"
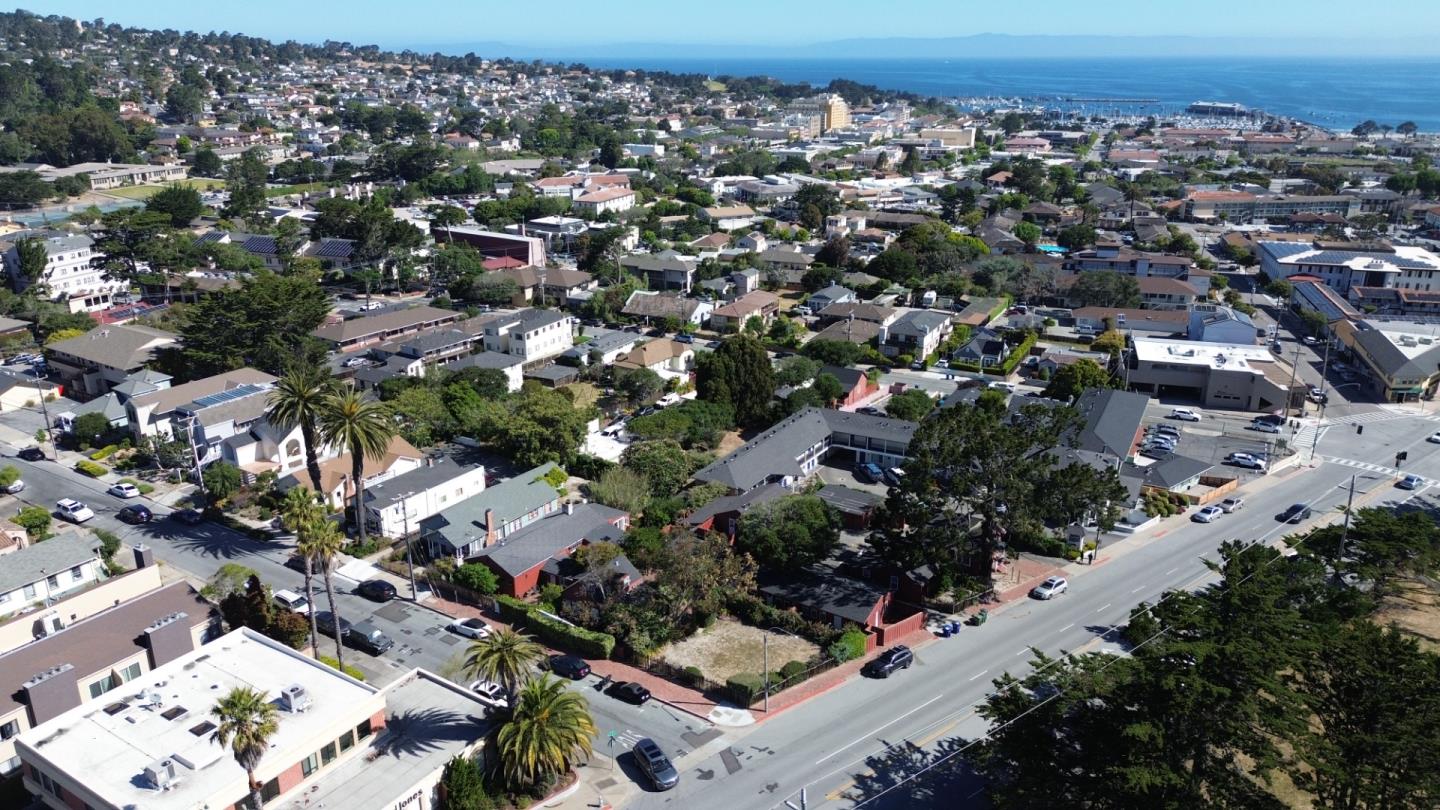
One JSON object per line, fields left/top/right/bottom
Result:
{"left": 658, "top": 619, "right": 821, "bottom": 684}
{"left": 100, "top": 178, "right": 225, "bottom": 199}
{"left": 1374, "top": 575, "right": 1440, "bottom": 654}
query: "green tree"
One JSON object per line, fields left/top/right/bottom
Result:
{"left": 210, "top": 686, "right": 280, "bottom": 810}
{"left": 193, "top": 146, "right": 222, "bottom": 177}
{"left": 651, "top": 532, "right": 757, "bottom": 626}
{"left": 587, "top": 466, "right": 651, "bottom": 515}
{"left": 1042, "top": 358, "right": 1113, "bottom": 403}
{"left": 1013, "top": 221, "right": 1042, "bottom": 250}
{"left": 1056, "top": 224, "right": 1096, "bottom": 251}
{"left": 266, "top": 364, "right": 340, "bottom": 495}
{"left": 616, "top": 367, "right": 663, "bottom": 407}
{"left": 1070, "top": 270, "right": 1141, "bottom": 308}
{"left": 15, "top": 237, "right": 49, "bottom": 285}
{"left": 696, "top": 334, "right": 775, "bottom": 426}
{"left": 439, "top": 756, "right": 494, "bottom": 810}
{"left": 811, "top": 372, "right": 844, "bottom": 407}
{"left": 300, "top": 517, "right": 348, "bottom": 667}
{"left": 775, "top": 355, "right": 821, "bottom": 388}
{"left": 202, "top": 461, "right": 242, "bottom": 502}
{"left": 885, "top": 388, "right": 935, "bottom": 421}
{"left": 452, "top": 563, "right": 500, "bottom": 595}
{"left": 737, "top": 495, "right": 840, "bottom": 572}
{"left": 71, "top": 411, "right": 113, "bottom": 447}
{"left": 280, "top": 488, "right": 326, "bottom": 653}
{"left": 12, "top": 505, "right": 51, "bottom": 538}
{"left": 464, "top": 628, "right": 546, "bottom": 697}
{"left": 145, "top": 183, "right": 203, "bottom": 227}
{"left": 317, "top": 389, "right": 395, "bottom": 545}
{"left": 622, "top": 439, "right": 704, "bottom": 498}
{"left": 224, "top": 147, "right": 269, "bottom": 220}
{"left": 497, "top": 675, "right": 597, "bottom": 788}
{"left": 163, "top": 271, "right": 332, "bottom": 378}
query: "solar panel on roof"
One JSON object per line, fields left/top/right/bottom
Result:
{"left": 190, "top": 383, "right": 267, "bottom": 410}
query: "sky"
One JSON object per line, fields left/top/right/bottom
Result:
{"left": 18, "top": 0, "right": 1440, "bottom": 50}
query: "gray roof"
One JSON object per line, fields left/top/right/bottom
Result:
{"left": 758, "top": 564, "right": 885, "bottom": 625}
{"left": 45, "top": 325, "right": 177, "bottom": 370}
{"left": 420, "top": 463, "right": 563, "bottom": 551}
{"left": 1143, "top": 453, "right": 1214, "bottom": 489}
{"left": 449, "top": 350, "right": 524, "bottom": 371}
{"left": 0, "top": 369, "right": 55, "bottom": 396}
{"left": 685, "top": 482, "right": 788, "bottom": 527}
{"left": 364, "top": 458, "right": 479, "bottom": 511}
{"left": 814, "top": 484, "right": 883, "bottom": 515}
{"left": 571, "top": 328, "right": 637, "bottom": 355}
{"left": 693, "top": 408, "right": 917, "bottom": 491}
{"left": 70, "top": 392, "right": 128, "bottom": 423}
{"left": 396, "top": 328, "right": 473, "bottom": 357}
{"left": 475, "top": 503, "right": 626, "bottom": 577}
{"left": 1352, "top": 327, "right": 1440, "bottom": 379}
{"left": 1072, "top": 388, "right": 1150, "bottom": 458}
{"left": 887, "top": 309, "right": 951, "bottom": 338}
{"left": 0, "top": 532, "right": 101, "bottom": 594}
{"left": 809, "top": 285, "right": 856, "bottom": 306}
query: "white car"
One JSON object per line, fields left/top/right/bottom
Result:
{"left": 1192, "top": 505, "right": 1224, "bottom": 523}
{"left": 1030, "top": 576, "right": 1068, "bottom": 600}
{"left": 1169, "top": 408, "right": 1201, "bottom": 422}
{"left": 107, "top": 482, "right": 140, "bottom": 498}
{"left": 272, "top": 589, "right": 312, "bottom": 614}
{"left": 1219, "top": 497, "right": 1245, "bottom": 513}
{"left": 1226, "top": 452, "right": 1266, "bottom": 470}
{"left": 358, "top": 300, "right": 385, "bottom": 311}
{"left": 448, "top": 617, "right": 491, "bottom": 639}
{"left": 989, "top": 381, "right": 1017, "bottom": 393}
{"left": 1, "top": 477, "right": 24, "bottom": 494}
{"left": 1249, "top": 421, "right": 1282, "bottom": 434}
{"left": 1428, "top": 433, "right": 1440, "bottom": 444}
{"left": 468, "top": 680, "right": 509, "bottom": 709}
{"left": 56, "top": 498, "right": 95, "bottom": 523}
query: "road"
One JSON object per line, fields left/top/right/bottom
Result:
{"left": 626, "top": 405, "right": 1440, "bottom": 810}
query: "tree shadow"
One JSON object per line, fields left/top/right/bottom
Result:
{"left": 841, "top": 736, "right": 992, "bottom": 809}
{"left": 373, "top": 706, "right": 481, "bottom": 758}
{"left": 132, "top": 521, "right": 279, "bottom": 561}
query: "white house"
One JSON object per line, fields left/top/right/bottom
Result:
{"left": 571, "top": 186, "right": 636, "bottom": 216}
{"left": 0, "top": 533, "right": 106, "bottom": 618}
{"left": 2, "top": 231, "right": 125, "bottom": 313}
{"left": 481, "top": 308, "right": 575, "bottom": 364}
{"left": 363, "top": 458, "right": 489, "bottom": 539}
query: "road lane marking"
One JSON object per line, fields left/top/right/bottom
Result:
{"left": 968, "top": 670, "right": 987, "bottom": 681}
{"left": 1164, "top": 567, "right": 1179, "bottom": 575}
{"left": 811, "top": 693, "right": 945, "bottom": 765}
{"left": 1014, "top": 647, "right": 1029, "bottom": 657}
{"left": 1060, "top": 623, "right": 1074, "bottom": 632}
{"left": 1096, "top": 603, "right": 1111, "bottom": 613}
{"left": 1132, "top": 586, "right": 1146, "bottom": 593}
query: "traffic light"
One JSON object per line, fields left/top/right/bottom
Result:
{"left": 1397, "top": 451, "right": 1409, "bottom": 465}
{"left": 1356, "top": 425, "right": 1364, "bottom": 435}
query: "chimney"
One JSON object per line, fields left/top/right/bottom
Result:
{"left": 143, "top": 612, "right": 195, "bottom": 669}
{"left": 565, "top": 501, "right": 574, "bottom": 516}
{"left": 484, "top": 509, "right": 497, "bottom": 546}
{"left": 22, "top": 664, "right": 81, "bottom": 726}
{"left": 133, "top": 544, "right": 154, "bottom": 569}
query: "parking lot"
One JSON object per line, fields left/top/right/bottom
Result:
{"left": 1139, "top": 402, "right": 1294, "bottom": 477}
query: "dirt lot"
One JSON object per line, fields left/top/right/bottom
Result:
{"left": 659, "top": 619, "right": 821, "bottom": 683}
{"left": 714, "top": 430, "right": 748, "bottom": 457}
{"left": 1374, "top": 576, "right": 1440, "bottom": 654}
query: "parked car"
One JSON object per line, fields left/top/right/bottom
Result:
{"left": 1, "top": 477, "right": 24, "bottom": 494}
{"left": 1428, "top": 432, "right": 1440, "bottom": 444}
{"left": 1249, "top": 421, "right": 1282, "bottom": 434}
{"left": 857, "top": 462, "right": 885, "bottom": 483}
{"left": 988, "top": 381, "right": 1017, "bottom": 393}
{"left": 448, "top": 618, "right": 491, "bottom": 639}
{"left": 1149, "top": 424, "right": 1181, "bottom": 438}
{"left": 674, "top": 333, "right": 695, "bottom": 344}
{"left": 883, "top": 467, "right": 906, "bottom": 487}
{"left": 117, "top": 504, "right": 153, "bottom": 524}
{"left": 16, "top": 447, "right": 44, "bottom": 461}
{"left": 170, "top": 508, "right": 204, "bottom": 525}
{"left": 1253, "top": 414, "right": 1285, "bottom": 427}
{"left": 857, "top": 406, "right": 884, "bottom": 416}
{"left": 1169, "top": 408, "right": 1202, "bottom": 422}
{"left": 1226, "top": 452, "right": 1266, "bottom": 470}
{"left": 909, "top": 360, "right": 925, "bottom": 370}
{"left": 546, "top": 655, "right": 591, "bottom": 680}
{"left": 1219, "top": 497, "right": 1245, "bottom": 513}
{"left": 1279, "top": 504, "right": 1313, "bottom": 524}
{"left": 468, "top": 680, "right": 508, "bottom": 709}
{"left": 1140, "top": 447, "right": 1174, "bottom": 461}
{"left": 862, "top": 645, "right": 914, "bottom": 678}
{"left": 1192, "top": 505, "right": 1224, "bottom": 523}
{"left": 1398, "top": 473, "right": 1424, "bottom": 490}
{"left": 356, "top": 579, "right": 398, "bottom": 602}
{"left": 55, "top": 498, "right": 94, "bottom": 523}
{"left": 606, "top": 681, "right": 652, "bottom": 705}
{"left": 1030, "top": 576, "right": 1068, "bottom": 600}
{"left": 346, "top": 621, "right": 394, "bottom": 655}
{"left": 314, "top": 611, "right": 352, "bottom": 638}
{"left": 107, "top": 482, "right": 140, "bottom": 499}
{"left": 273, "top": 589, "right": 312, "bottom": 614}
{"left": 632, "top": 738, "right": 680, "bottom": 791}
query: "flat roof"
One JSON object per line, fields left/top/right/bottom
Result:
{"left": 1132, "top": 337, "right": 1284, "bottom": 372}
{"left": 18, "top": 629, "right": 381, "bottom": 810}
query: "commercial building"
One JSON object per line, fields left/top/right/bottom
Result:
{"left": 1184, "top": 192, "right": 1359, "bottom": 223}
{"left": 1331, "top": 316, "right": 1440, "bottom": 402}
{"left": 16, "top": 628, "right": 490, "bottom": 810}
{"left": 1128, "top": 337, "right": 1303, "bottom": 412}
{"left": 1258, "top": 240, "right": 1440, "bottom": 296}
{"left": 788, "top": 95, "right": 851, "bottom": 133}
{"left": 440, "top": 225, "right": 546, "bottom": 267}
{"left": 311, "top": 306, "right": 462, "bottom": 352}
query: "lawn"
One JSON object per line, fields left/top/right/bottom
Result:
{"left": 266, "top": 182, "right": 328, "bottom": 197}
{"left": 659, "top": 619, "right": 820, "bottom": 684}
{"left": 101, "top": 178, "right": 225, "bottom": 199}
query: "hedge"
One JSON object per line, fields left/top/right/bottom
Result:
{"left": 725, "top": 673, "right": 765, "bottom": 706}
{"left": 318, "top": 655, "right": 366, "bottom": 681}
{"left": 495, "top": 594, "right": 616, "bottom": 660}
{"left": 74, "top": 459, "right": 108, "bottom": 478}
{"left": 89, "top": 444, "right": 120, "bottom": 461}
{"left": 780, "top": 660, "right": 807, "bottom": 680}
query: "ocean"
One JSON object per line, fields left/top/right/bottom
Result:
{"left": 567, "top": 57, "right": 1440, "bottom": 131}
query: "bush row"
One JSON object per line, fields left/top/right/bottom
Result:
{"left": 74, "top": 459, "right": 108, "bottom": 478}
{"left": 495, "top": 594, "right": 616, "bottom": 660}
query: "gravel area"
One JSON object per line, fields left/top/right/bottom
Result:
{"left": 659, "top": 619, "right": 821, "bottom": 683}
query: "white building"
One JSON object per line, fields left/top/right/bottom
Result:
{"left": 2, "top": 231, "right": 125, "bottom": 313}
{"left": 0, "top": 533, "right": 107, "bottom": 619}
{"left": 481, "top": 308, "right": 575, "bottom": 364}
{"left": 571, "top": 186, "right": 636, "bottom": 216}
{"left": 1258, "top": 241, "right": 1440, "bottom": 295}
{"left": 363, "top": 458, "right": 488, "bottom": 539}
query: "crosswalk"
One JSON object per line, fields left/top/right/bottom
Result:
{"left": 1318, "top": 455, "right": 1396, "bottom": 474}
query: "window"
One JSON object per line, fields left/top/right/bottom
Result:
{"left": 356, "top": 719, "right": 373, "bottom": 741}
{"left": 300, "top": 752, "right": 320, "bottom": 777}
{"left": 88, "top": 675, "right": 119, "bottom": 700}
{"left": 23, "top": 584, "right": 35, "bottom": 599}
{"left": 339, "top": 730, "right": 355, "bottom": 752}
{"left": 37, "top": 770, "right": 62, "bottom": 798}
{"left": 46, "top": 575, "right": 58, "bottom": 589}
{"left": 122, "top": 663, "right": 141, "bottom": 682}
{"left": 0, "top": 720, "right": 19, "bottom": 740}
{"left": 70, "top": 566, "right": 83, "bottom": 583}
{"left": 320, "top": 742, "right": 337, "bottom": 765}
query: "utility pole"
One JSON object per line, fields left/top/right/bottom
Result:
{"left": 1339, "top": 474, "right": 1356, "bottom": 559}
{"left": 1284, "top": 345, "right": 1302, "bottom": 420}
{"left": 399, "top": 491, "right": 420, "bottom": 600}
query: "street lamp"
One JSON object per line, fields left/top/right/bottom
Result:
{"left": 762, "top": 626, "right": 806, "bottom": 714}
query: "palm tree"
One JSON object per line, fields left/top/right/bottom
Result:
{"left": 317, "top": 389, "right": 395, "bottom": 546}
{"left": 463, "top": 628, "right": 545, "bottom": 697}
{"left": 497, "top": 675, "right": 596, "bottom": 788}
{"left": 266, "top": 364, "right": 338, "bottom": 494}
{"left": 211, "top": 686, "right": 279, "bottom": 809}
{"left": 302, "top": 517, "right": 348, "bottom": 668}
{"left": 281, "top": 488, "right": 325, "bottom": 655}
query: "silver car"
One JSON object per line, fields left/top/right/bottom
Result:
{"left": 1030, "top": 576, "right": 1068, "bottom": 600}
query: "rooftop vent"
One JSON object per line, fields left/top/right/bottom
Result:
{"left": 143, "top": 758, "right": 179, "bottom": 791}
{"left": 281, "top": 684, "right": 313, "bottom": 714}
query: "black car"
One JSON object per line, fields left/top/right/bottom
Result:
{"left": 170, "top": 508, "right": 205, "bottom": 525}
{"left": 606, "top": 681, "right": 651, "bottom": 705}
{"left": 356, "top": 579, "right": 398, "bottom": 602}
{"left": 546, "top": 654, "right": 591, "bottom": 680}
{"left": 632, "top": 738, "right": 679, "bottom": 791}
{"left": 315, "top": 611, "right": 353, "bottom": 637}
{"left": 16, "top": 447, "right": 44, "bottom": 462}
{"left": 285, "top": 554, "right": 311, "bottom": 574}
{"left": 1279, "top": 503, "right": 1313, "bottom": 524}
{"left": 345, "top": 621, "right": 394, "bottom": 655}
{"left": 117, "top": 504, "right": 153, "bottom": 524}
{"left": 862, "top": 645, "right": 914, "bottom": 678}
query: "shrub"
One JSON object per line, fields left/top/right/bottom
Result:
{"left": 13, "top": 505, "right": 52, "bottom": 538}
{"left": 725, "top": 673, "right": 765, "bottom": 706}
{"left": 780, "top": 660, "right": 807, "bottom": 680}
{"left": 684, "top": 665, "right": 705, "bottom": 687}
{"left": 118, "top": 477, "right": 154, "bottom": 495}
{"left": 538, "top": 583, "right": 564, "bottom": 609}
{"left": 569, "top": 453, "right": 615, "bottom": 481}
{"left": 451, "top": 563, "right": 499, "bottom": 595}
{"left": 0, "top": 466, "right": 18, "bottom": 488}
{"left": 74, "top": 459, "right": 108, "bottom": 477}
{"left": 828, "top": 628, "right": 868, "bottom": 663}
{"left": 495, "top": 594, "right": 616, "bottom": 659}
{"left": 317, "top": 655, "right": 366, "bottom": 681}
{"left": 93, "top": 528, "right": 121, "bottom": 562}
{"left": 89, "top": 444, "right": 121, "bottom": 461}
{"left": 540, "top": 466, "right": 569, "bottom": 490}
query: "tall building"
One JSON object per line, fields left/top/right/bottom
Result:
{"left": 789, "top": 94, "right": 851, "bottom": 133}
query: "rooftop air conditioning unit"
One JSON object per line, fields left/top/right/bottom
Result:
{"left": 143, "top": 758, "right": 178, "bottom": 790}
{"left": 281, "top": 684, "right": 313, "bottom": 713}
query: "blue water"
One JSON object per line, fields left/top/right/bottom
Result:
{"left": 575, "top": 57, "right": 1440, "bottom": 131}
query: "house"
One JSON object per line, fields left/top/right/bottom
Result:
{"left": 821, "top": 365, "right": 879, "bottom": 408}
{"left": 813, "top": 484, "right": 884, "bottom": 530}
{"left": 445, "top": 350, "right": 525, "bottom": 393}
{"left": 693, "top": 407, "right": 917, "bottom": 493}
{"left": 621, "top": 254, "right": 696, "bottom": 292}
{"left": 879, "top": 310, "right": 952, "bottom": 359}
{"left": 1070, "top": 388, "right": 1150, "bottom": 461}
{"left": 167, "top": 380, "right": 311, "bottom": 479}
{"left": 279, "top": 435, "right": 424, "bottom": 510}
{"left": 44, "top": 325, "right": 178, "bottom": 400}
{"left": 613, "top": 339, "right": 696, "bottom": 377}
{"left": 699, "top": 205, "right": 758, "bottom": 230}
{"left": 735, "top": 232, "right": 768, "bottom": 253}
{"left": 622, "top": 291, "right": 712, "bottom": 325}
{"left": 686, "top": 482, "right": 789, "bottom": 537}
{"left": 0, "top": 533, "right": 108, "bottom": 619}
{"left": 710, "top": 290, "right": 780, "bottom": 331}
{"left": 813, "top": 317, "right": 884, "bottom": 345}
{"left": 125, "top": 368, "right": 275, "bottom": 441}
{"left": 420, "top": 463, "right": 566, "bottom": 560}
{"left": 1071, "top": 307, "right": 1189, "bottom": 337}
{"left": 0, "top": 369, "right": 59, "bottom": 413}
{"left": 755, "top": 248, "right": 814, "bottom": 273}
{"left": 1136, "top": 454, "right": 1215, "bottom": 494}
{"left": 952, "top": 327, "right": 1010, "bottom": 367}
{"left": 466, "top": 502, "right": 629, "bottom": 597}
{"left": 816, "top": 302, "right": 899, "bottom": 327}
{"left": 2, "top": 231, "right": 124, "bottom": 313}
{"left": 806, "top": 285, "right": 857, "bottom": 312}
{"left": 571, "top": 186, "right": 636, "bottom": 216}
{"left": 372, "top": 328, "right": 478, "bottom": 371}
{"left": 0, "top": 578, "right": 215, "bottom": 779}
{"left": 1188, "top": 305, "right": 1261, "bottom": 345}
{"left": 303, "top": 237, "right": 362, "bottom": 272}
{"left": 759, "top": 561, "right": 919, "bottom": 643}
{"left": 563, "top": 328, "right": 640, "bottom": 367}
{"left": 312, "top": 306, "right": 461, "bottom": 352}
{"left": 480, "top": 308, "right": 574, "bottom": 365}
{"left": 363, "top": 458, "right": 488, "bottom": 539}
{"left": 537, "top": 266, "right": 596, "bottom": 304}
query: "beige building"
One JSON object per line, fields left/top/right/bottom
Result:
{"left": 789, "top": 94, "right": 851, "bottom": 133}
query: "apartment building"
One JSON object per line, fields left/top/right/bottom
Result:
{"left": 480, "top": 308, "right": 575, "bottom": 364}
{"left": 2, "top": 231, "right": 125, "bottom": 313}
